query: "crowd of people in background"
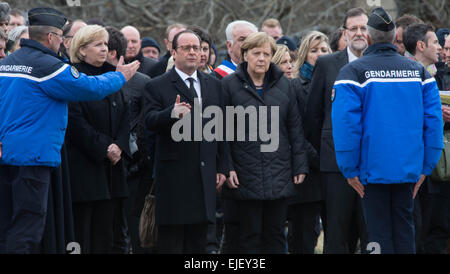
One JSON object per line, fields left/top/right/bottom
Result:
{"left": 0, "top": 1, "right": 449, "bottom": 255}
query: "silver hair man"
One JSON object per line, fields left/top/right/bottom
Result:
{"left": 225, "top": 20, "right": 258, "bottom": 64}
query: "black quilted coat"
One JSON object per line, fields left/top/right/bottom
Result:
{"left": 222, "top": 62, "right": 309, "bottom": 200}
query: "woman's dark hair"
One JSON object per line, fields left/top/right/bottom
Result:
{"left": 188, "top": 25, "right": 211, "bottom": 46}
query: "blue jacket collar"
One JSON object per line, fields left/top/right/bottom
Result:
{"left": 20, "top": 39, "right": 65, "bottom": 61}
{"left": 363, "top": 43, "right": 398, "bottom": 56}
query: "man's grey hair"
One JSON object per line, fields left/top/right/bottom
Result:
{"left": 367, "top": 25, "right": 396, "bottom": 45}
{"left": 8, "top": 26, "right": 28, "bottom": 42}
{"left": 225, "top": 20, "right": 258, "bottom": 45}
{"left": 29, "top": 25, "right": 60, "bottom": 43}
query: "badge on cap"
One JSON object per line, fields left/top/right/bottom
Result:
{"left": 71, "top": 66, "right": 80, "bottom": 79}
{"left": 331, "top": 88, "right": 336, "bottom": 102}
{"left": 367, "top": 7, "right": 395, "bottom": 32}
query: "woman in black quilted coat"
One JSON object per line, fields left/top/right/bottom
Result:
{"left": 222, "top": 32, "right": 309, "bottom": 254}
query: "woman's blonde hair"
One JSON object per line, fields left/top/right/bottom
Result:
{"left": 70, "top": 25, "right": 108, "bottom": 63}
{"left": 295, "top": 31, "right": 331, "bottom": 71}
{"left": 240, "top": 32, "right": 277, "bottom": 61}
{"left": 271, "top": 44, "right": 290, "bottom": 66}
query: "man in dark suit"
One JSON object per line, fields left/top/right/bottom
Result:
{"left": 304, "top": 7, "right": 369, "bottom": 254}
{"left": 144, "top": 30, "right": 228, "bottom": 254}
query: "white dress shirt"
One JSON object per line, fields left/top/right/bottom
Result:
{"left": 347, "top": 47, "right": 359, "bottom": 63}
{"left": 174, "top": 67, "right": 202, "bottom": 98}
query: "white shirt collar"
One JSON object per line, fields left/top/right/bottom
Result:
{"left": 174, "top": 67, "right": 202, "bottom": 98}
{"left": 347, "top": 47, "right": 359, "bottom": 63}
{"left": 174, "top": 67, "right": 198, "bottom": 82}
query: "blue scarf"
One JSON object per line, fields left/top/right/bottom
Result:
{"left": 300, "top": 61, "right": 314, "bottom": 80}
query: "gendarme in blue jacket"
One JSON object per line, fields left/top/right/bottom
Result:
{"left": 0, "top": 39, "right": 126, "bottom": 167}
{"left": 331, "top": 43, "right": 444, "bottom": 185}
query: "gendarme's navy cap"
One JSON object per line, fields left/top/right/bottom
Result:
{"left": 28, "top": 7, "right": 67, "bottom": 30}
{"left": 367, "top": 7, "right": 395, "bottom": 32}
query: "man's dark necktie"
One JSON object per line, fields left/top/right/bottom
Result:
{"left": 187, "top": 77, "right": 198, "bottom": 98}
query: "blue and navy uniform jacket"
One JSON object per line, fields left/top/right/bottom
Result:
{"left": 331, "top": 43, "right": 444, "bottom": 185}
{"left": 0, "top": 39, "right": 127, "bottom": 167}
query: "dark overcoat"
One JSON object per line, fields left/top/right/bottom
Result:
{"left": 290, "top": 74, "right": 322, "bottom": 204}
{"left": 66, "top": 61, "right": 131, "bottom": 202}
{"left": 303, "top": 49, "right": 348, "bottom": 172}
{"left": 144, "top": 68, "right": 229, "bottom": 225}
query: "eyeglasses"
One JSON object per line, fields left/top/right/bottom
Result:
{"left": 64, "top": 35, "right": 74, "bottom": 39}
{"left": 177, "top": 45, "right": 200, "bottom": 53}
{"left": 345, "top": 26, "right": 367, "bottom": 34}
{"left": 49, "top": 32, "right": 64, "bottom": 39}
